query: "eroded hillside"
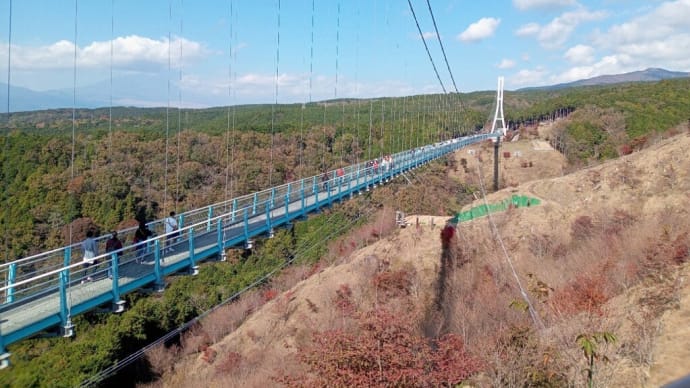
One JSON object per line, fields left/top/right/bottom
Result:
{"left": 150, "top": 124, "right": 690, "bottom": 387}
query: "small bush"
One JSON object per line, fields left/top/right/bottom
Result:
{"left": 372, "top": 266, "right": 416, "bottom": 299}
{"left": 571, "top": 215, "right": 595, "bottom": 240}
{"left": 550, "top": 273, "right": 609, "bottom": 316}
{"left": 283, "top": 308, "right": 481, "bottom": 387}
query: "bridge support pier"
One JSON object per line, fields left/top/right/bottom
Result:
{"left": 153, "top": 281, "right": 167, "bottom": 293}
{"left": 189, "top": 265, "right": 200, "bottom": 276}
{"left": 112, "top": 300, "right": 126, "bottom": 313}
{"left": 0, "top": 352, "right": 9, "bottom": 369}
{"left": 61, "top": 319, "right": 75, "bottom": 338}
{"left": 493, "top": 136, "right": 500, "bottom": 192}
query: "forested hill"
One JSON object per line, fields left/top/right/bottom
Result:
{"left": 1, "top": 78, "right": 689, "bottom": 261}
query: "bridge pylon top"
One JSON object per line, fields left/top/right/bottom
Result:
{"left": 490, "top": 76, "right": 507, "bottom": 139}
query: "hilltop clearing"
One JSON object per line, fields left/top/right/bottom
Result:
{"left": 150, "top": 127, "right": 690, "bottom": 387}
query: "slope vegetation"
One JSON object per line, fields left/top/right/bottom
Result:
{"left": 151, "top": 122, "right": 690, "bottom": 387}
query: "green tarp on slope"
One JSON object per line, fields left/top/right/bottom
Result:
{"left": 449, "top": 194, "right": 541, "bottom": 224}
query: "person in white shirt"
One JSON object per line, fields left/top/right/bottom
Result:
{"left": 81, "top": 230, "right": 98, "bottom": 282}
{"left": 165, "top": 211, "right": 179, "bottom": 252}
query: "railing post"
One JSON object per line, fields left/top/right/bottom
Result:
{"left": 189, "top": 228, "right": 196, "bottom": 262}
{"left": 179, "top": 213, "right": 185, "bottom": 229}
{"left": 284, "top": 193, "right": 290, "bottom": 221}
{"left": 287, "top": 183, "right": 292, "bottom": 203}
{"left": 328, "top": 179, "right": 332, "bottom": 206}
{"left": 231, "top": 199, "right": 237, "bottom": 222}
{"left": 154, "top": 240, "right": 163, "bottom": 287}
{"left": 60, "top": 245, "right": 71, "bottom": 328}
{"left": 300, "top": 188, "right": 306, "bottom": 217}
{"left": 207, "top": 207, "right": 213, "bottom": 232}
{"left": 243, "top": 208, "right": 249, "bottom": 241}
{"left": 111, "top": 252, "right": 120, "bottom": 302}
{"left": 270, "top": 188, "right": 276, "bottom": 208}
{"left": 312, "top": 176, "right": 317, "bottom": 195}
{"left": 314, "top": 179, "right": 319, "bottom": 204}
{"left": 6, "top": 263, "right": 16, "bottom": 303}
{"left": 252, "top": 192, "right": 258, "bottom": 215}
{"left": 217, "top": 218, "right": 224, "bottom": 252}
{"left": 265, "top": 202, "right": 272, "bottom": 231}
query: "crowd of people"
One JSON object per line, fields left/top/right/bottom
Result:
{"left": 80, "top": 214, "right": 177, "bottom": 282}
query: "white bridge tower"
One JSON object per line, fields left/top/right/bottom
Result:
{"left": 490, "top": 76, "right": 507, "bottom": 138}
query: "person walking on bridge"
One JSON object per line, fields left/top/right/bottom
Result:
{"left": 105, "top": 231, "right": 123, "bottom": 279}
{"left": 165, "top": 211, "right": 179, "bottom": 253}
{"left": 81, "top": 230, "right": 98, "bottom": 283}
{"left": 133, "top": 221, "right": 153, "bottom": 264}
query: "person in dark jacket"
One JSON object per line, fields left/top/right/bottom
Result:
{"left": 133, "top": 221, "right": 153, "bottom": 263}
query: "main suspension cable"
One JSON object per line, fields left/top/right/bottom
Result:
{"left": 406, "top": 0, "right": 446, "bottom": 94}
{"left": 269, "top": 0, "right": 281, "bottom": 187}
{"left": 425, "top": 0, "right": 458, "bottom": 94}
{"left": 175, "top": 0, "right": 184, "bottom": 213}
{"left": 3, "top": 0, "right": 12, "bottom": 272}
{"left": 163, "top": 0, "right": 172, "bottom": 216}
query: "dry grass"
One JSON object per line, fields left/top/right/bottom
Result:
{"left": 156, "top": 132, "right": 690, "bottom": 387}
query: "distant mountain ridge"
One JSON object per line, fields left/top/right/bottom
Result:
{"left": 518, "top": 68, "right": 689, "bottom": 91}
{"left": 1, "top": 67, "right": 689, "bottom": 112}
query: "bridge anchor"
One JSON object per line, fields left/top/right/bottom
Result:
{"left": 112, "top": 300, "right": 126, "bottom": 313}
{"left": 153, "top": 281, "right": 167, "bottom": 293}
{"left": 61, "top": 319, "right": 75, "bottom": 338}
{"left": 0, "top": 352, "right": 9, "bottom": 369}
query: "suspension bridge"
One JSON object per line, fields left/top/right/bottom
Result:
{"left": 0, "top": 0, "right": 510, "bottom": 375}
{"left": 0, "top": 132, "right": 501, "bottom": 367}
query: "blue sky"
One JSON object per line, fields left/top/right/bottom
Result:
{"left": 0, "top": 0, "right": 689, "bottom": 108}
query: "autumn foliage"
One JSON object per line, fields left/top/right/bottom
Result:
{"left": 283, "top": 308, "right": 481, "bottom": 387}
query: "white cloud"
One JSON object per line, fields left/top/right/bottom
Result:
{"left": 513, "top": 0, "right": 577, "bottom": 11}
{"left": 551, "top": 0, "right": 690, "bottom": 82}
{"left": 564, "top": 44, "right": 595, "bottom": 64}
{"left": 422, "top": 32, "right": 438, "bottom": 40}
{"left": 458, "top": 17, "right": 501, "bottom": 43}
{"left": 550, "top": 54, "right": 631, "bottom": 84}
{"left": 509, "top": 67, "right": 549, "bottom": 87}
{"left": 3, "top": 35, "right": 208, "bottom": 71}
{"left": 516, "top": 8, "right": 607, "bottom": 49}
{"left": 516, "top": 23, "right": 540, "bottom": 36}
{"left": 497, "top": 59, "right": 516, "bottom": 69}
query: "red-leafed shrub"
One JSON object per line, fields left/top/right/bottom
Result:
{"left": 550, "top": 273, "right": 609, "bottom": 316}
{"left": 201, "top": 346, "right": 217, "bottom": 364}
{"left": 215, "top": 351, "right": 242, "bottom": 374}
{"left": 619, "top": 143, "right": 633, "bottom": 156}
{"left": 262, "top": 288, "right": 279, "bottom": 302}
{"left": 332, "top": 283, "right": 356, "bottom": 316}
{"left": 571, "top": 215, "right": 594, "bottom": 240}
{"left": 282, "top": 308, "right": 481, "bottom": 387}
{"left": 372, "top": 267, "right": 416, "bottom": 299}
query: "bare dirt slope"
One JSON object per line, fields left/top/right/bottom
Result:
{"left": 162, "top": 127, "right": 690, "bottom": 387}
